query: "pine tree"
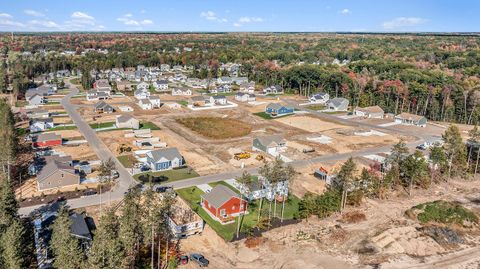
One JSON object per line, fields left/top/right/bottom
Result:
{"left": 51, "top": 208, "right": 84, "bottom": 269}
{"left": 336, "top": 157, "right": 357, "bottom": 211}
{"left": 442, "top": 125, "right": 467, "bottom": 177}
{"left": 0, "top": 175, "right": 18, "bottom": 229}
{"left": 88, "top": 209, "right": 124, "bottom": 269}
{"left": 118, "top": 188, "right": 142, "bottom": 267}
{"left": 0, "top": 218, "right": 26, "bottom": 268}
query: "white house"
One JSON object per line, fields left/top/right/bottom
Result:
{"left": 137, "top": 82, "right": 150, "bottom": 91}
{"left": 210, "top": 95, "right": 227, "bottom": 105}
{"left": 239, "top": 82, "right": 255, "bottom": 94}
{"left": 134, "top": 88, "right": 150, "bottom": 100}
{"left": 149, "top": 96, "right": 161, "bottom": 108}
{"left": 160, "top": 64, "right": 170, "bottom": 72}
{"left": 86, "top": 90, "right": 110, "bottom": 101}
{"left": 309, "top": 92, "right": 330, "bottom": 104}
{"left": 153, "top": 80, "right": 169, "bottom": 91}
{"left": 262, "top": 85, "right": 284, "bottom": 95}
{"left": 171, "top": 88, "right": 192, "bottom": 96}
{"left": 115, "top": 114, "right": 140, "bottom": 129}
{"left": 30, "top": 118, "right": 54, "bottom": 133}
{"left": 235, "top": 92, "right": 256, "bottom": 102}
{"left": 252, "top": 135, "right": 287, "bottom": 156}
{"left": 138, "top": 99, "right": 153, "bottom": 110}
{"left": 326, "top": 98, "right": 349, "bottom": 111}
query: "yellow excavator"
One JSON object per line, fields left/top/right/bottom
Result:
{"left": 234, "top": 152, "right": 251, "bottom": 160}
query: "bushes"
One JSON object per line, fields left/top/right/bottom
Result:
{"left": 298, "top": 189, "right": 342, "bottom": 219}
{"left": 409, "top": 200, "right": 478, "bottom": 226}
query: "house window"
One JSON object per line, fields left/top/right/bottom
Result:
{"left": 220, "top": 209, "right": 226, "bottom": 217}
{"left": 240, "top": 203, "right": 244, "bottom": 210}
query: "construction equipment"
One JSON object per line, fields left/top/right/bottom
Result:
{"left": 234, "top": 152, "right": 251, "bottom": 160}
{"left": 302, "top": 148, "right": 316, "bottom": 153}
{"left": 117, "top": 143, "right": 132, "bottom": 154}
{"left": 255, "top": 154, "right": 265, "bottom": 161}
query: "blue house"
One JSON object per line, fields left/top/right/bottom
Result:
{"left": 265, "top": 103, "right": 294, "bottom": 117}
{"left": 146, "top": 148, "right": 184, "bottom": 171}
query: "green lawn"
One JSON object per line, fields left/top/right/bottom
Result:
{"left": 89, "top": 121, "right": 115, "bottom": 129}
{"left": 133, "top": 167, "right": 199, "bottom": 182}
{"left": 253, "top": 112, "right": 293, "bottom": 120}
{"left": 306, "top": 104, "right": 326, "bottom": 111}
{"left": 140, "top": 121, "right": 160, "bottom": 130}
{"left": 45, "top": 125, "right": 77, "bottom": 132}
{"left": 117, "top": 155, "right": 136, "bottom": 168}
{"left": 177, "top": 100, "right": 188, "bottom": 107}
{"left": 177, "top": 182, "right": 301, "bottom": 241}
{"left": 45, "top": 101, "right": 61, "bottom": 105}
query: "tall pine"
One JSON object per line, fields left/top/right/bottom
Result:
{"left": 51, "top": 208, "right": 84, "bottom": 269}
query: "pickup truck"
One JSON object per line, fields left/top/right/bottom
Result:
{"left": 190, "top": 253, "right": 209, "bottom": 267}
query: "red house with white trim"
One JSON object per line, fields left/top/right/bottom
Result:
{"left": 201, "top": 185, "right": 247, "bottom": 223}
{"left": 32, "top": 133, "right": 62, "bottom": 148}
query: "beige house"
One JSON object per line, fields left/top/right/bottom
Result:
{"left": 37, "top": 160, "right": 80, "bottom": 191}
{"left": 116, "top": 81, "right": 133, "bottom": 91}
{"left": 116, "top": 114, "right": 140, "bottom": 129}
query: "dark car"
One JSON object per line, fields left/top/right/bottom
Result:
{"left": 154, "top": 186, "right": 173, "bottom": 193}
{"left": 190, "top": 253, "right": 209, "bottom": 267}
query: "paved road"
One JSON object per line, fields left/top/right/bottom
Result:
{"left": 19, "top": 83, "right": 136, "bottom": 216}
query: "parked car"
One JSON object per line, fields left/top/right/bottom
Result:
{"left": 177, "top": 255, "right": 189, "bottom": 265}
{"left": 190, "top": 253, "right": 209, "bottom": 267}
{"left": 154, "top": 186, "right": 174, "bottom": 193}
{"left": 416, "top": 143, "right": 427, "bottom": 150}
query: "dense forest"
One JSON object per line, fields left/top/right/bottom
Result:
{"left": 0, "top": 32, "right": 479, "bottom": 123}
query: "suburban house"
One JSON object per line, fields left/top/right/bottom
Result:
{"left": 167, "top": 198, "right": 204, "bottom": 238}
{"left": 309, "top": 92, "right": 330, "bottom": 104}
{"left": 235, "top": 92, "right": 256, "bottom": 102}
{"left": 32, "top": 133, "right": 62, "bottom": 148}
{"left": 395, "top": 112, "right": 427, "bottom": 127}
{"left": 217, "top": 76, "right": 233, "bottom": 85}
{"left": 191, "top": 96, "right": 207, "bottom": 107}
{"left": 116, "top": 81, "right": 133, "bottom": 91}
{"left": 160, "top": 64, "right": 170, "bottom": 72}
{"left": 93, "top": 101, "right": 114, "bottom": 114}
{"left": 232, "top": 77, "right": 248, "bottom": 85}
{"left": 262, "top": 85, "right": 284, "bottom": 95}
{"left": 137, "top": 82, "right": 150, "bottom": 90}
{"left": 69, "top": 213, "right": 93, "bottom": 250}
{"left": 153, "top": 80, "right": 169, "bottom": 91}
{"left": 265, "top": 103, "right": 294, "bottom": 117}
{"left": 239, "top": 82, "right": 255, "bottom": 93}
{"left": 27, "top": 94, "right": 46, "bottom": 106}
{"left": 354, "top": 105, "right": 384, "bottom": 119}
{"left": 146, "top": 147, "right": 184, "bottom": 171}
{"left": 148, "top": 95, "right": 161, "bottom": 107}
{"left": 171, "top": 88, "right": 192, "bottom": 96}
{"left": 252, "top": 135, "right": 287, "bottom": 156}
{"left": 210, "top": 95, "right": 227, "bottom": 105}
{"left": 37, "top": 160, "right": 80, "bottom": 191}
{"left": 86, "top": 90, "right": 110, "bottom": 101}
{"left": 115, "top": 114, "right": 140, "bottom": 129}
{"left": 210, "top": 85, "right": 231, "bottom": 94}
{"left": 326, "top": 98, "right": 349, "bottom": 111}
{"left": 134, "top": 88, "right": 151, "bottom": 100}
{"left": 30, "top": 118, "right": 54, "bottom": 133}
{"left": 93, "top": 79, "right": 112, "bottom": 93}
{"left": 201, "top": 185, "right": 247, "bottom": 223}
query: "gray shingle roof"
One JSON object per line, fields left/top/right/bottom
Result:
{"left": 327, "top": 97, "right": 348, "bottom": 107}
{"left": 94, "top": 101, "right": 113, "bottom": 110}
{"left": 116, "top": 114, "right": 136, "bottom": 123}
{"left": 201, "top": 185, "right": 238, "bottom": 208}
{"left": 69, "top": 213, "right": 92, "bottom": 240}
{"left": 148, "top": 147, "right": 182, "bottom": 162}
{"left": 256, "top": 135, "right": 285, "bottom": 147}
{"left": 35, "top": 132, "right": 61, "bottom": 142}
{"left": 37, "top": 160, "right": 75, "bottom": 182}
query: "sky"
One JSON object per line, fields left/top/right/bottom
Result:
{"left": 0, "top": 0, "right": 478, "bottom": 32}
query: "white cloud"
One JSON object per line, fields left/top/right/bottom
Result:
{"left": 117, "top": 15, "right": 154, "bottom": 26}
{"left": 233, "top": 22, "right": 242, "bottom": 27}
{"left": 382, "top": 17, "right": 427, "bottom": 30}
{"left": 340, "top": 9, "right": 351, "bottom": 15}
{"left": 238, "top": 17, "right": 263, "bottom": 23}
{"left": 0, "top": 19, "right": 25, "bottom": 28}
{"left": 24, "top": 9, "right": 45, "bottom": 17}
{"left": 200, "top": 11, "right": 227, "bottom": 23}
{"left": 29, "top": 20, "right": 60, "bottom": 28}
{"left": 140, "top": 10, "right": 146, "bottom": 14}
{"left": 71, "top": 11, "right": 94, "bottom": 21}
{"left": 0, "top": 13, "right": 12, "bottom": 18}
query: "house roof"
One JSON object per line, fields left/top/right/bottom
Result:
{"left": 255, "top": 135, "right": 286, "bottom": 148}
{"left": 191, "top": 96, "right": 205, "bottom": 102}
{"left": 212, "top": 95, "right": 226, "bottom": 100}
{"left": 34, "top": 132, "right": 61, "bottom": 142}
{"left": 37, "top": 160, "right": 75, "bottom": 182}
{"left": 201, "top": 185, "right": 238, "bottom": 208}
{"left": 116, "top": 114, "right": 137, "bottom": 123}
{"left": 43, "top": 155, "right": 72, "bottom": 164}
{"left": 311, "top": 92, "right": 328, "bottom": 99}
{"left": 117, "top": 81, "right": 131, "bottom": 86}
{"left": 395, "top": 112, "right": 425, "bottom": 121}
{"left": 147, "top": 147, "right": 182, "bottom": 162}
{"left": 328, "top": 97, "right": 348, "bottom": 107}
{"left": 356, "top": 105, "right": 384, "bottom": 114}
{"left": 149, "top": 95, "right": 160, "bottom": 100}
{"left": 156, "top": 80, "right": 168, "bottom": 85}
{"left": 94, "top": 101, "right": 113, "bottom": 110}
{"left": 266, "top": 103, "right": 291, "bottom": 110}
{"left": 95, "top": 79, "right": 110, "bottom": 88}
{"left": 69, "top": 213, "right": 92, "bottom": 240}
{"left": 140, "top": 99, "right": 152, "bottom": 105}
{"left": 32, "top": 117, "right": 54, "bottom": 124}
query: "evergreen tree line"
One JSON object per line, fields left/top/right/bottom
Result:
{"left": 299, "top": 124, "right": 475, "bottom": 219}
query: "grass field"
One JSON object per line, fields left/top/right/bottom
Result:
{"left": 90, "top": 121, "right": 115, "bottom": 129}
{"left": 176, "top": 100, "right": 188, "bottom": 107}
{"left": 253, "top": 112, "right": 293, "bottom": 120}
{"left": 306, "top": 104, "right": 326, "bottom": 111}
{"left": 133, "top": 167, "right": 199, "bottom": 182}
{"left": 176, "top": 117, "right": 252, "bottom": 139}
{"left": 117, "top": 155, "right": 136, "bottom": 168}
{"left": 45, "top": 125, "right": 78, "bottom": 132}
{"left": 177, "top": 182, "right": 301, "bottom": 241}
{"left": 140, "top": 121, "right": 160, "bottom": 130}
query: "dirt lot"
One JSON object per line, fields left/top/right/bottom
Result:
{"left": 176, "top": 116, "right": 252, "bottom": 139}
{"left": 56, "top": 143, "right": 98, "bottom": 161}
{"left": 49, "top": 129, "right": 83, "bottom": 139}
{"left": 180, "top": 178, "right": 480, "bottom": 269}
{"left": 275, "top": 115, "right": 350, "bottom": 132}
{"left": 15, "top": 178, "right": 98, "bottom": 199}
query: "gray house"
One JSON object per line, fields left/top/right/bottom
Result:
{"left": 146, "top": 148, "right": 184, "bottom": 171}
{"left": 252, "top": 135, "right": 287, "bottom": 156}
{"left": 395, "top": 112, "right": 427, "bottom": 127}
{"left": 69, "top": 213, "right": 92, "bottom": 249}
{"left": 37, "top": 160, "right": 80, "bottom": 191}
{"left": 326, "top": 97, "right": 349, "bottom": 111}
{"left": 115, "top": 114, "right": 140, "bottom": 129}
{"left": 93, "top": 101, "right": 114, "bottom": 113}
{"left": 27, "top": 94, "right": 46, "bottom": 106}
